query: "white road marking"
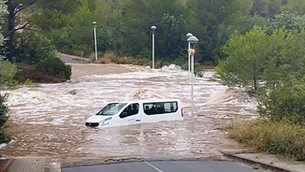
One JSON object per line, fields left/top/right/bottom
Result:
{"left": 144, "top": 161, "right": 164, "bottom": 172}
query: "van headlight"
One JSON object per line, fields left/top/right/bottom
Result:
{"left": 102, "top": 117, "right": 112, "bottom": 125}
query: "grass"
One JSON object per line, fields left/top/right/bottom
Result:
{"left": 228, "top": 120, "right": 305, "bottom": 161}
{"left": 92, "top": 52, "right": 152, "bottom": 66}
{"left": 23, "top": 79, "right": 40, "bottom": 87}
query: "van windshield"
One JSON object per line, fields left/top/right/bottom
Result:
{"left": 97, "top": 103, "right": 127, "bottom": 116}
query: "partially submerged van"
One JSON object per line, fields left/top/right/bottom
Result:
{"left": 85, "top": 99, "right": 184, "bottom": 128}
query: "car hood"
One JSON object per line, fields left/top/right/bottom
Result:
{"left": 86, "top": 115, "right": 112, "bottom": 123}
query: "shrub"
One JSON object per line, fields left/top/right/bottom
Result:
{"left": 0, "top": 95, "right": 8, "bottom": 128}
{"left": 0, "top": 93, "right": 11, "bottom": 143}
{"left": 259, "top": 79, "right": 305, "bottom": 125}
{"left": 0, "top": 59, "right": 17, "bottom": 89}
{"left": 228, "top": 120, "right": 305, "bottom": 161}
{"left": 24, "top": 79, "right": 40, "bottom": 87}
{"left": 14, "top": 63, "right": 62, "bottom": 83}
{"left": 35, "top": 57, "right": 71, "bottom": 82}
{"left": 98, "top": 52, "right": 116, "bottom": 63}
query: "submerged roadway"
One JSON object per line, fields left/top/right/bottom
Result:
{"left": 57, "top": 54, "right": 264, "bottom": 172}
{"left": 62, "top": 160, "right": 264, "bottom": 172}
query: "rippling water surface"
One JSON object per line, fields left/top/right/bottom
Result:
{"left": 0, "top": 64, "right": 258, "bottom": 162}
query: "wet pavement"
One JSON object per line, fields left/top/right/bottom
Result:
{"left": 0, "top": 63, "right": 258, "bottom": 162}
{"left": 62, "top": 161, "right": 264, "bottom": 172}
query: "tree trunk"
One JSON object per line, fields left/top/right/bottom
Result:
{"left": 6, "top": 0, "right": 16, "bottom": 62}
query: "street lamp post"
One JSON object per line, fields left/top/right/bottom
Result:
{"left": 187, "top": 35, "right": 199, "bottom": 118}
{"left": 186, "top": 33, "right": 193, "bottom": 75}
{"left": 151, "top": 26, "right": 157, "bottom": 69}
{"left": 92, "top": 21, "right": 98, "bottom": 61}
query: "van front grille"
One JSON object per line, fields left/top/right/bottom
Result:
{"left": 85, "top": 122, "right": 99, "bottom": 127}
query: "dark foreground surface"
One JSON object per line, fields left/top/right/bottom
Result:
{"left": 62, "top": 161, "right": 263, "bottom": 172}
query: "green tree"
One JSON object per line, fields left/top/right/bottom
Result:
{"left": 259, "top": 29, "right": 305, "bottom": 123}
{"left": 159, "top": 14, "right": 186, "bottom": 59}
{"left": 281, "top": 0, "right": 305, "bottom": 16}
{"left": 250, "top": 0, "right": 282, "bottom": 18}
{"left": 49, "top": 0, "right": 124, "bottom": 56}
{"left": 14, "top": 28, "right": 56, "bottom": 64}
{"left": 0, "top": 2, "right": 13, "bottom": 143}
{"left": 1, "top": 1, "right": 17, "bottom": 86}
{"left": 32, "top": 0, "right": 87, "bottom": 31}
{"left": 267, "top": 12, "right": 305, "bottom": 34}
{"left": 215, "top": 27, "right": 270, "bottom": 91}
{"left": 65, "top": 5, "right": 95, "bottom": 56}
{"left": 213, "top": 14, "right": 268, "bottom": 62}
{"left": 5, "top": 0, "right": 34, "bottom": 62}
{"left": 121, "top": 0, "right": 184, "bottom": 58}
{"left": 185, "top": 0, "right": 252, "bottom": 62}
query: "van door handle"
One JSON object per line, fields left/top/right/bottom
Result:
{"left": 136, "top": 119, "right": 141, "bottom": 122}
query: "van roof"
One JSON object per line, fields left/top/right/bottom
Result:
{"left": 108, "top": 99, "right": 182, "bottom": 104}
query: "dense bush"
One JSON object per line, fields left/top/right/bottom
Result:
{"left": 0, "top": 60, "right": 14, "bottom": 143}
{"left": 14, "top": 63, "right": 65, "bottom": 83}
{"left": 228, "top": 121, "right": 305, "bottom": 161}
{"left": 0, "top": 59, "right": 17, "bottom": 88}
{"left": 259, "top": 80, "right": 305, "bottom": 124}
{"left": 35, "top": 57, "right": 71, "bottom": 82}
{"left": 0, "top": 95, "right": 10, "bottom": 143}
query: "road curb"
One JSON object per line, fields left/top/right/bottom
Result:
{"left": 220, "top": 151, "right": 295, "bottom": 172}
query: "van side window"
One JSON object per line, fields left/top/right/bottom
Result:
{"left": 120, "top": 103, "right": 139, "bottom": 118}
{"left": 143, "top": 102, "right": 178, "bottom": 115}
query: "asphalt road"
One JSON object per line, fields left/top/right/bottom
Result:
{"left": 62, "top": 161, "right": 263, "bottom": 172}
{"left": 57, "top": 53, "right": 90, "bottom": 64}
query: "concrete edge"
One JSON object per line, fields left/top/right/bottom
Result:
{"left": 0, "top": 159, "right": 14, "bottom": 172}
{"left": 61, "top": 157, "right": 228, "bottom": 168}
{"left": 45, "top": 157, "right": 52, "bottom": 172}
{"left": 220, "top": 151, "right": 295, "bottom": 172}
{"left": 50, "top": 162, "right": 61, "bottom": 172}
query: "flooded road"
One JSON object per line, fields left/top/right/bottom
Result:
{"left": 0, "top": 63, "right": 258, "bottom": 162}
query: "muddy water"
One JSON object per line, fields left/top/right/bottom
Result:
{"left": 0, "top": 63, "right": 257, "bottom": 162}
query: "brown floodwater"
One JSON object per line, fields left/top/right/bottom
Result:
{"left": 0, "top": 63, "right": 258, "bottom": 162}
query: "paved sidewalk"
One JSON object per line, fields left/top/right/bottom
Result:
{"left": 2, "top": 157, "right": 51, "bottom": 172}
{"left": 221, "top": 151, "right": 305, "bottom": 172}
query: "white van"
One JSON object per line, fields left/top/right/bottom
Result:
{"left": 85, "top": 99, "right": 184, "bottom": 128}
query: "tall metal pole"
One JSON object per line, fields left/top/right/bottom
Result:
{"left": 187, "top": 35, "right": 198, "bottom": 119}
{"left": 186, "top": 33, "right": 193, "bottom": 76}
{"left": 188, "top": 42, "right": 191, "bottom": 73}
{"left": 152, "top": 30, "right": 155, "bottom": 69}
{"left": 94, "top": 26, "right": 98, "bottom": 61}
{"left": 93, "top": 21, "right": 98, "bottom": 61}
{"left": 151, "top": 26, "right": 156, "bottom": 69}
{"left": 191, "top": 53, "right": 194, "bottom": 118}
